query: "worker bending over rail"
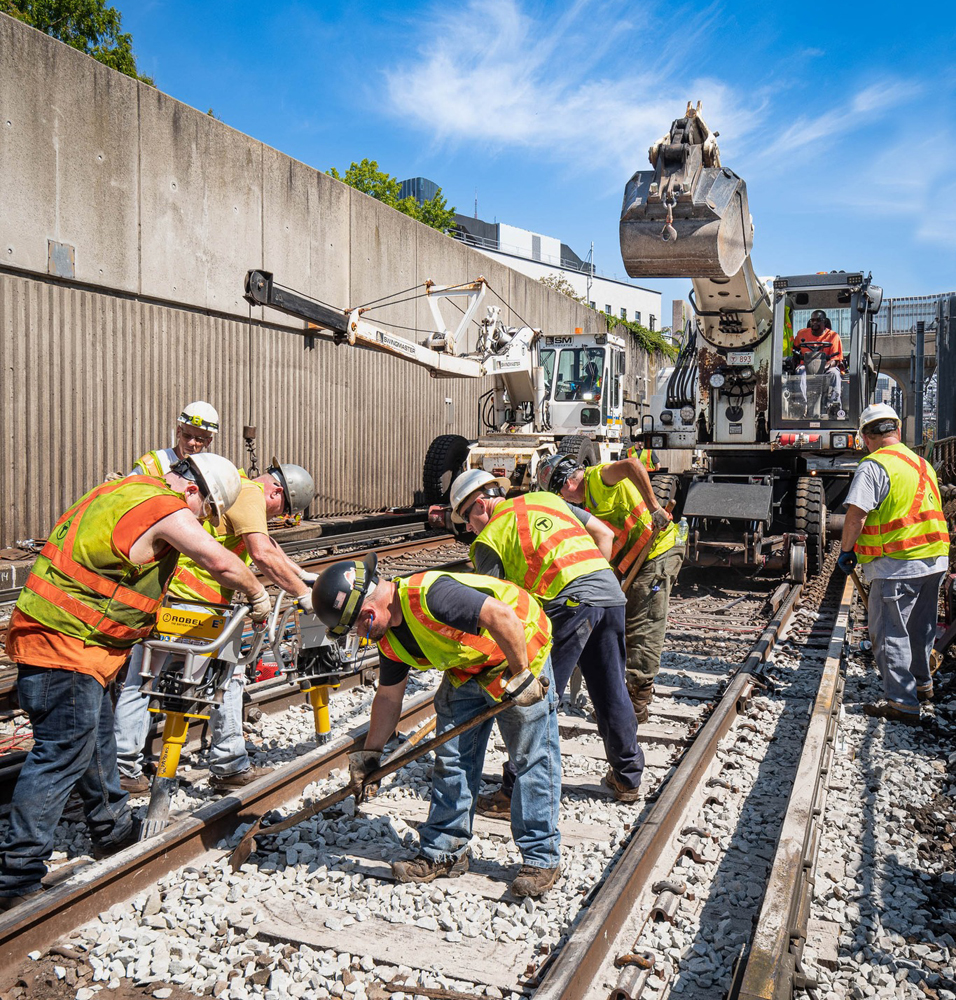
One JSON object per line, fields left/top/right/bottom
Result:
{"left": 448, "top": 470, "right": 643, "bottom": 811}
{"left": 313, "top": 556, "right": 563, "bottom": 898}
{"left": 538, "top": 454, "right": 684, "bottom": 723}
{"left": 0, "top": 456, "right": 270, "bottom": 909}
{"left": 838, "top": 403, "right": 949, "bottom": 723}
{"left": 114, "top": 453, "right": 317, "bottom": 793}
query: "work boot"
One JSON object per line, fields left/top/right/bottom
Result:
{"left": 120, "top": 773, "right": 151, "bottom": 796}
{"left": 476, "top": 787, "right": 512, "bottom": 818}
{"left": 862, "top": 701, "right": 921, "bottom": 725}
{"left": 209, "top": 765, "right": 272, "bottom": 792}
{"left": 603, "top": 768, "right": 642, "bottom": 803}
{"left": 391, "top": 854, "right": 469, "bottom": 884}
{"left": 627, "top": 681, "right": 655, "bottom": 725}
{"left": 510, "top": 863, "right": 562, "bottom": 898}
{"left": 92, "top": 819, "right": 141, "bottom": 860}
{"left": 917, "top": 685, "right": 934, "bottom": 703}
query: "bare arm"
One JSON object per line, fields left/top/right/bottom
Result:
{"left": 141, "top": 510, "right": 263, "bottom": 598}
{"left": 584, "top": 516, "right": 614, "bottom": 561}
{"left": 364, "top": 675, "right": 408, "bottom": 752}
{"left": 244, "top": 533, "right": 309, "bottom": 597}
{"left": 601, "top": 458, "right": 667, "bottom": 517}
{"left": 840, "top": 504, "right": 868, "bottom": 552}
{"left": 477, "top": 597, "right": 529, "bottom": 680}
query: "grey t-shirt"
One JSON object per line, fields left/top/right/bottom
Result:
{"left": 845, "top": 459, "right": 948, "bottom": 582}
{"left": 472, "top": 502, "right": 625, "bottom": 609}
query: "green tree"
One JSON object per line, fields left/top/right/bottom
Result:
{"left": 329, "top": 159, "right": 456, "bottom": 234}
{"left": 1, "top": 0, "right": 153, "bottom": 84}
{"left": 538, "top": 274, "right": 585, "bottom": 302}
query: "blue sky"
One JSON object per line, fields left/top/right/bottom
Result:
{"left": 124, "top": 0, "right": 955, "bottom": 307}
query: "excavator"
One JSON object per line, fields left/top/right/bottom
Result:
{"left": 620, "top": 103, "right": 883, "bottom": 579}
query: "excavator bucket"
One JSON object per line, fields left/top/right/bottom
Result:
{"left": 619, "top": 104, "right": 754, "bottom": 280}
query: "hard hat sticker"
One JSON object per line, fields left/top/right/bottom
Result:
{"left": 333, "top": 590, "right": 347, "bottom": 610}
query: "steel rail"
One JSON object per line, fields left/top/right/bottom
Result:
{"left": 729, "top": 574, "right": 852, "bottom": 1000}
{"left": 0, "top": 691, "right": 438, "bottom": 987}
{"left": 534, "top": 582, "right": 803, "bottom": 1000}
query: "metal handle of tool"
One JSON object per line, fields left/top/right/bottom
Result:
{"left": 621, "top": 499, "right": 676, "bottom": 595}
{"left": 228, "top": 676, "right": 548, "bottom": 870}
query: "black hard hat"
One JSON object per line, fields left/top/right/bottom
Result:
{"left": 312, "top": 554, "right": 379, "bottom": 636}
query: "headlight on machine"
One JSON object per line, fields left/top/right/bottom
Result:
{"left": 651, "top": 435, "right": 665, "bottom": 449}
{"left": 831, "top": 433, "right": 849, "bottom": 449}
{"left": 709, "top": 373, "right": 725, "bottom": 388}
{"left": 680, "top": 406, "right": 695, "bottom": 423}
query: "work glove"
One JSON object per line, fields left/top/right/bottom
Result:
{"left": 504, "top": 669, "right": 546, "bottom": 707}
{"left": 428, "top": 504, "right": 453, "bottom": 532}
{"left": 837, "top": 550, "right": 858, "bottom": 575}
{"left": 650, "top": 507, "right": 672, "bottom": 531}
{"left": 348, "top": 749, "right": 382, "bottom": 800}
{"left": 249, "top": 590, "right": 272, "bottom": 624}
{"left": 295, "top": 589, "right": 314, "bottom": 614}
{"left": 297, "top": 567, "right": 319, "bottom": 587}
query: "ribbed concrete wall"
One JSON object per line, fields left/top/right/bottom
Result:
{"left": 0, "top": 14, "right": 666, "bottom": 542}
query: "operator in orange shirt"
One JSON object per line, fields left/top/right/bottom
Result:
{"left": 793, "top": 310, "right": 844, "bottom": 416}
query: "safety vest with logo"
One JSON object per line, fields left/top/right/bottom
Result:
{"left": 583, "top": 464, "right": 678, "bottom": 572}
{"left": 168, "top": 476, "right": 262, "bottom": 604}
{"left": 378, "top": 572, "right": 552, "bottom": 701}
{"left": 16, "top": 477, "right": 183, "bottom": 650}
{"left": 470, "top": 492, "right": 608, "bottom": 603}
{"left": 854, "top": 443, "right": 950, "bottom": 564}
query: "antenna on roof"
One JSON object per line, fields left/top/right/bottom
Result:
{"left": 474, "top": 188, "right": 478, "bottom": 220}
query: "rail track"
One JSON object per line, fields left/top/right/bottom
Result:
{"left": 0, "top": 539, "right": 856, "bottom": 1000}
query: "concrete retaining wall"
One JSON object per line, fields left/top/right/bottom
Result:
{"left": 0, "top": 14, "right": 667, "bottom": 541}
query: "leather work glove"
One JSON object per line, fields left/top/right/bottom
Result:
{"left": 837, "top": 550, "right": 858, "bottom": 575}
{"left": 298, "top": 567, "right": 319, "bottom": 587}
{"left": 504, "top": 669, "right": 546, "bottom": 707}
{"left": 650, "top": 507, "right": 672, "bottom": 532}
{"left": 295, "top": 589, "right": 314, "bottom": 614}
{"left": 428, "top": 504, "right": 453, "bottom": 532}
{"left": 348, "top": 749, "right": 382, "bottom": 800}
{"left": 249, "top": 590, "right": 272, "bottom": 624}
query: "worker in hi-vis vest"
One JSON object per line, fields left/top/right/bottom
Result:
{"left": 0, "top": 455, "right": 269, "bottom": 909}
{"left": 447, "top": 469, "right": 644, "bottom": 810}
{"left": 838, "top": 403, "right": 949, "bottom": 724}
{"left": 312, "top": 555, "right": 563, "bottom": 899}
{"left": 626, "top": 445, "right": 660, "bottom": 471}
{"left": 114, "top": 459, "right": 317, "bottom": 794}
{"left": 538, "top": 453, "right": 684, "bottom": 724}
{"left": 130, "top": 401, "right": 221, "bottom": 478}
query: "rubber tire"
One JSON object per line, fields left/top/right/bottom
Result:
{"left": 652, "top": 473, "right": 679, "bottom": 508}
{"left": 557, "top": 434, "right": 597, "bottom": 467}
{"left": 422, "top": 434, "right": 470, "bottom": 505}
{"left": 795, "top": 476, "right": 827, "bottom": 578}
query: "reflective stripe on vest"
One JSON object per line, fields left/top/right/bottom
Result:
{"left": 583, "top": 465, "right": 678, "bottom": 571}
{"left": 471, "top": 493, "right": 607, "bottom": 602}
{"left": 134, "top": 451, "right": 166, "bottom": 477}
{"left": 854, "top": 443, "right": 950, "bottom": 563}
{"left": 15, "top": 477, "right": 182, "bottom": 648}
{"left": 378, "top": 572, "right": 552, "bottom": 701}
{"left": 167, "top": 476, "right": 260, "bottom": 604}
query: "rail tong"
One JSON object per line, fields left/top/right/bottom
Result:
{"left": 229, "top": 677, "right": 549, "bottom": 870}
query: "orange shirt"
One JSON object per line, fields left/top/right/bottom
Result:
{"left": 6, "top": 493, "right": 185, "bottom": 686}
{"left": 794, "top": 326, "right": 843, "bottom": 365}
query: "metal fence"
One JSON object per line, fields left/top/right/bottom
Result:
{"left": 873, "top": 292, "right": 952, "bottom": 336}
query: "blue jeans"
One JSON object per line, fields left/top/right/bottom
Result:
{"left": 114, "top": 645, "right": 250, "bottom": 779}
{"left": 867, "top": 572, "right": 943, "bottom": 713}
{"left": 418, "top": 657, "right": 561, "bottom": 869}
{"left": 501, "top": 602, "right": 643, "bottom": 793}
{"left": 0, "top": 665, "right": 132, "bottom": 896}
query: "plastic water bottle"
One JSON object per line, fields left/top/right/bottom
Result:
{"left": 676, "top": 517, "right": 689, "bottom": 546}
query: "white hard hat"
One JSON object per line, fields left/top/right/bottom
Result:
{"left": 180, "top": 453, "right": 241, "bottom": 527}
{"left": 859, "top": 403, "right": 900, "bottom": 436}
{"left": 266, "top": 458, "right": 315, "bottom": 515}
{"left": 178, "top": 401, "right": 220, "bottom": 435}
{"left": 449, "top": 469, "right": 510, "bottom": 523}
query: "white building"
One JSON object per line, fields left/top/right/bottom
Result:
{"left": 452, "top": 214, "right": 663, "bottom": 335}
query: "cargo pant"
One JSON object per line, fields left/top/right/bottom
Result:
{"left": 624, "top": 545, "right": 684, "bottom": 690}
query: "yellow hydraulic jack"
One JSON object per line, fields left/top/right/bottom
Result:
{"left": 136, "top": 601, "right": 266, "bottom": 839}
{"left": 268, "top": 594, "right": 366, "bottom": 744}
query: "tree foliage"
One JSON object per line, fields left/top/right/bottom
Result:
{"left": 1, "top": 0, "right": 153, "bottom": 84}
{"left": 328, "top": 159, "right": 456, "bottom": 233}
{"left": 538, "top": 274, "right": 585, "bottom": 302}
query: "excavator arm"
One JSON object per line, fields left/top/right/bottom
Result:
{"left": 619, "top": 102, "right": 772, "bottom": 350}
